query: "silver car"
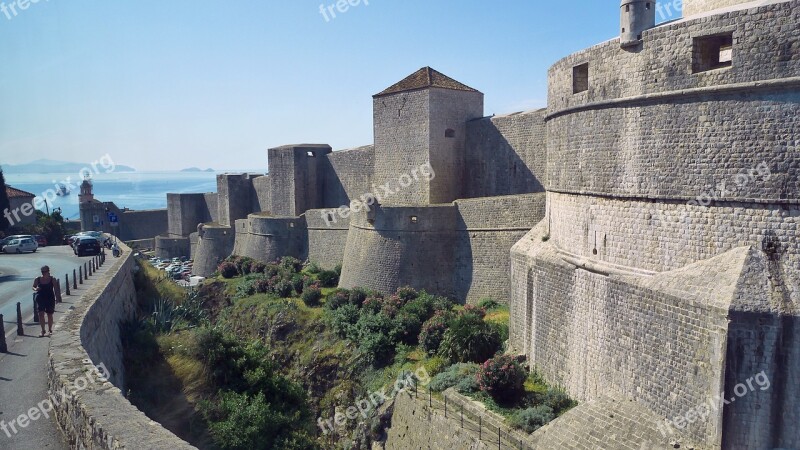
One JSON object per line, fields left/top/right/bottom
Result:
{"left": 3, "top": 237, "right": 38, "bottom": 254}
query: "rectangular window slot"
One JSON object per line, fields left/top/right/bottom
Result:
{"left": 693, "top": 33, "right": 734, "bottom": 73}
{"left": 410, "top": 216, "right": 418, "bottom": 224}
{"left": 572, "top": 63, "right": 589, "bottom": 94}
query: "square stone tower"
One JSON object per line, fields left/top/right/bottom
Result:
{"left": 373, "top": 67, "right": 484, "bottom": 205}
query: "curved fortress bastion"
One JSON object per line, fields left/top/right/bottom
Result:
{"left": 511, "top": 0, "right": 800, "bottom": 448}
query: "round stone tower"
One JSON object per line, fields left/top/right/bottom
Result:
{"left": 620, "top": 0, "right": 656, "bottom": 47}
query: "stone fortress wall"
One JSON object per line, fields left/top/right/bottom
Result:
{"left": 510, "top": 0, "right": 800, "bottom": 448}
{"left": 73, "top": 0, "right": 799, "bottom": 447}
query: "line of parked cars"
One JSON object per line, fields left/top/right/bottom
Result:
{"left": 147, "top": 256, "right": 194, "bottom": 280}
{"left": 0, "top": 235, "right": 39, "bottom": 254}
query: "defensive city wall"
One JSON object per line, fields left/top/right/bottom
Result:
{"left": 73, "top": 0, "right": 800, "bottom": 447}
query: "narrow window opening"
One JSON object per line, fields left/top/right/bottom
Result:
{"left": 693, "top": 33, "right": 734, "bottom": 73}
{"left": 572, "top": 63, "right": 589, "bottom": 94}
{"left": 646, "top": 3, "right": 650, "bottom": 10}
{"left": 625, "top": 4, "right": 630, "bottom": 12}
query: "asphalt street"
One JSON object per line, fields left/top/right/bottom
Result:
{"left": 0, "top": 245, "right": 103, "bottom": 450}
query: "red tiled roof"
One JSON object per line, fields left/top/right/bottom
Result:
{"left": 6, "top": 185, "right": 35, "bottom": 199}
{"left": 374, "top": 67, "right": 481, "bottom": 98}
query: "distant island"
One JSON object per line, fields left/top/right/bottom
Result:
{"left": 2, "top": 159, "right": 136, "bottom": 174}
{"left": 181, "top": 167, "right": 215, "bottom": 173}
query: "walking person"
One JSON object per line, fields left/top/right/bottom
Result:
{"left": 33, "top": 265, "right": 60, "bottom": 337}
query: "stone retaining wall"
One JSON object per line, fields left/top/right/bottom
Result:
{"left": 48, "top": 242, "right": 195, "bottom": 449}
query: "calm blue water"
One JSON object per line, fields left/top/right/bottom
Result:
{"left": 5, "top": 172, "right": 218, "bottom": 221}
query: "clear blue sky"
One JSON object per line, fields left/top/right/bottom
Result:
{"left": 0, "top": 1, "right": 682, "bottom": 171}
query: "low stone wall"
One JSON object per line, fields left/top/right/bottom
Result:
{"left": 383, "top": 391, "right": 490, "bottom": 450}
{"left": 48, "top": 241, "right": 195, "bottom": 449}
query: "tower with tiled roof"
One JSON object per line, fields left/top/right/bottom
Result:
{"left": 372, "top": 67, "right": 484, "bottom": 205}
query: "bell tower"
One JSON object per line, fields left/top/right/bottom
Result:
{"left": 78, "top": 178, "right": 94, "bottom": 204}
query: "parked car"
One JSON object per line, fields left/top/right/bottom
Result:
{"left": 34, "top": 235, "right": 47, "bottom": 247}
{"left": 3, "top": 237, "right": 38, "bottom": 254}
{"left": 0, "top": 235, "right": 34, "bottom": 251}
{"left": 75, "top": 236, "right": 102, "bottom": 257}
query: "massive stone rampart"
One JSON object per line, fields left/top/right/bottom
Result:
{"left": 48, "top": 242, "right": 194, "bottom": 449}
{"left": 465, "top": 109, "right": 547, "bottom": 198}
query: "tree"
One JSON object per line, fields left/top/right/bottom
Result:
{"left": 0, "top": 168, "right": 10, "bottom": 234}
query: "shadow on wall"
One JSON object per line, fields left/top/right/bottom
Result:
{"left": 465, "top": 116, "right": 544, "bottom": 198}
{"left": 452, "top": 212, "right": 473, "bottom": 301}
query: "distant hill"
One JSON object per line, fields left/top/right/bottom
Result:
{"left": 181, "top": 167, "right": 215, "bottom": 173}
{"left": 1, "top": 159, "right": 136, "bottom": 174}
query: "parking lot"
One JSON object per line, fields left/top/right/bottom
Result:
{"left": 0, "top": 245, "right": 97, "bottom": 324}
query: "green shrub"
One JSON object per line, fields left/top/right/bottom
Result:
{"left": 428, "top": 363, "right": 480, "bottom": 392}
{"left": 249, "top": 261, "right": 267, "bottom": 275}
{"left": 218, "top": 262, "right": 238, "bottom": 279}
{"left": 354, "top": 312, "right": 396, "bottom": 365}
{"left": 272, "top": 280, "right": 293, "bottom": 298}
{"left": 395, "top": 286, "right": 418, "bottom": 302}
{"left": 361, "top": 295, "right": 383, "bottom": 314}
{"left": 318, "top": 270, "right": 339, "bottom": 288}
{"left": 301, "top": 287, "right": 323, "bottom": 307}
{"left": 540, "top": 389, "right": 575, "bottom": 414}
{"left": 325, "top": 288, "right": 351, "bottom": 310}
{"left": 419, "top": 311, "right": 452, "bottom": 355}
{"left": 348, "top": 288, "right": 369, "bottom": 308}
{"left": 334, "top": 264, "right": 342, "bottom": 276}
{"left": 509, "top": 405, "right": 555, "bottom": 433}
{"left": 290, "top": 274, "right": 304, "bottom": 295}
{"left": 476, "top": 354, "right": 527, "bottom": 401}
{"left": 305, "top": 261, "right": 321, "bottom": 274}
{"left": 477, "top": 298, "right": 501, "bottom": 311}
{"left": 234, "top": 256, "right": 256, "bottom": 275}
{"left": 456, "top": 375, "right": 480, "bottom": 394}
{"left": 254, "top": 278, "right": 271, "bottom": 294}
{"left": 279, "top": 256, "right": 303, "bottom": 274}
{"left": 431, "top": 295, "right": 455, "bottom": 313}
{"left": 327, "top": 303, "right": 359, "bottom": 338}
{"left": 390, "top": 311, "right": 424, "bottom": 345}
{"left": 438, "top": 311, "right": 502, "bottom": 364}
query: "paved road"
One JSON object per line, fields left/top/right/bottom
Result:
{"left": 0, "top": 246, "right": 94, "bottom": 322}
{"left": 0, "top": 245, "right": 103, "bottom": 450}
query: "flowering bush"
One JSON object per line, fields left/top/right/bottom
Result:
{"left": 476, "top": 354, "right": 527, "bottom": 401}
{"left": 254, "top": 277, "right": 271, "bottom": 294}
{"left": 250, "top": 261, "right": 267, "bottom": 274}
{"left": 419, "top": 311, "right": 452, "bottom": 355}
{"left": 218, "top": 262, "right": 238, "bottom": 279}
{"left": 302, "top": 287, "right": 323, "bottom": 306}
{"left": 362, "top": 295, "right": 383, "bottom": 314}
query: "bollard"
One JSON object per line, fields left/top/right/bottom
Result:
{"left": 79, "top": 266, "right": 83, "bottom": 284}
{"left": 461, "top": 404, "right": 464, "bottom": 429}
{"left": 429, "top": 390, "right": 432, "bottom": 408}
{"left": 73, "top": 269, "right": 78, "bottom": 289}
{"left": 33, "top": 294, "right": 39, "bottom": 323}
{"left": 85, "top": 262, "right": 89, "bottom": 277}
{"left": 89, "top": 261, "right": 93, "bottom": 276}
{"left": 498, "top": 427, "right": 501, "bottom": 449}
{"left": 16, "top": 302, "right": 23, "bottom": 336}
{"left": 479, "top": 416, "right": 482, "bottom": 440}
{"left": 0, "top": 314, "right": 7, "bottom": 353}
{"left": 65, "top": 274, "right": 70, "bottom": 296}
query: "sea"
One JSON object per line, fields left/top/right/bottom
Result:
{"left": 5, "top": 171, "right": 220, "bottom": 221}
